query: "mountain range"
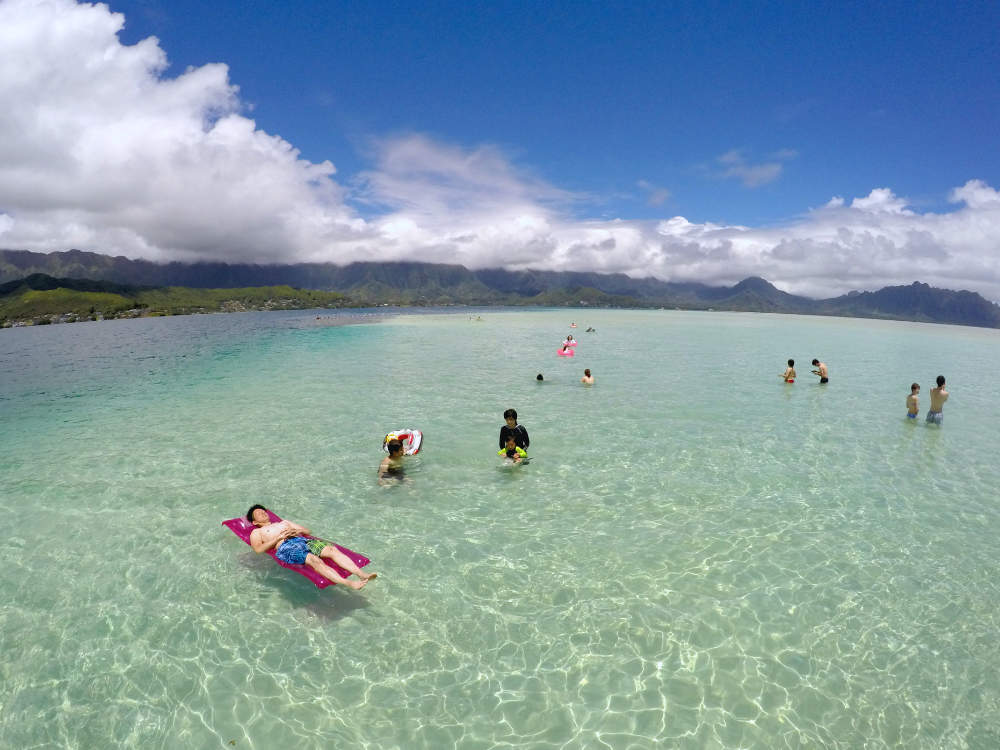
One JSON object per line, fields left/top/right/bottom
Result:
{"left": 2, "top": 248, "right": 999, "bottom": 328}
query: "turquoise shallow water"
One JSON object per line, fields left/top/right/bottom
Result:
{"left": 2, "top": 308, "right": 999, "bottom": 749}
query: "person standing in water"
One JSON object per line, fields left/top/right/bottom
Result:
{"left": 926, "top": 375, "right": 948, "bottom": 424}
{"left": 811, "top": 358, "right": 829, "bottom": 384}
{"left": 499, "top": 408, "right": 529, "bottom": 451}
{"left": 906, "top": 383, "right": 920, "bottom": 419}
{"left": 581, "top": 368, "right": 594, "bottom": 385}
{"left": 781, "top": 359, "right": 796, "bottom": 383}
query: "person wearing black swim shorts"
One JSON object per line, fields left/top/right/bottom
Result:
{"left": 811, "top": 358, "right": 829, "bottom": 384}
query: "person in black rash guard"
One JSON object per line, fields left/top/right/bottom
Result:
{"left": 499, "top": 408, "right": 530, "bottom": 451}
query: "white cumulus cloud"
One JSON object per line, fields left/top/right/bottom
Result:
{"left": 850, "top": 188, "right": 912, "bottom": 214}
{"left": 0, "top": 0, "right": 367, "bottom": 263}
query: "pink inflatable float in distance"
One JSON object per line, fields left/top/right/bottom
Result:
{"left": 557, "top": 347, "right": 575, "bottom": 357}
{"left": 222, "top": 510, "right": 370, "bottom": 589}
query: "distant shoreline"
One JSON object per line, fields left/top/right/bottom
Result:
{"left": 3, "top": 252, "right": 999, "bottom": 329}
{"left": 1, "top": 305, "right": 398, "bottom": 329}
{"left": 6, "top": 301, "right": 1000, "bottom": 333}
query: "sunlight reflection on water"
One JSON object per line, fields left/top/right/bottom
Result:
{"left": 2, "top": 309, "right": 999, "bottom": 749}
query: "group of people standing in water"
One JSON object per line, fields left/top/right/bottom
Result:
{"left": 907, "top": 375, "right": 949, "bottom": 424}
{"left": 498, "top": 408, "right": 530, "bottom": 464}
{"left": 243, "top": 321, "right": 600, "bottom": 592}
{"left": 780, "top": 358, "right": 829, "bottom": 384}
{"left": 781, "top": 357, "right": 950, "bottom": 424}
{"left": 241, "top": 323, "right": 959, "bottom": 596}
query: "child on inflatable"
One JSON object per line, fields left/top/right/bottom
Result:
{"left": 498, "top": 435, "right": 527, "bottom": 464}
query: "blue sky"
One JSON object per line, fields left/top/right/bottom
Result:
{"left": 1, "top": 0, "right": 999, "bottom": 298}
{"left": 110, "top": 0, "right": 998, "bottom": 225}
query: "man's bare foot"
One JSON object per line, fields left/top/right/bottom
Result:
{"left": 358, "top": 571, "right": 377, "bottom": 582}
{"left": 343, "top": 578, "right": 367, "bottom": 590}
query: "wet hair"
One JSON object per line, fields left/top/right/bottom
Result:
{"left": 503, "top": 408, "right": 517, "bottom": 421}
{"left": 584, "top": 369, "right": 591, "bottom": 376}
{"left": 387, "top": 439, "right": 403, "bottom": 455}
{"left": 246, "top": 504, "right": 268, "bottom": 523}
{"left": 536, "top": 373, "right": 544, "bottom": 381}
{"left": 811, "top": 359, "right": 820, "bottom": 365}
{"left": 936, "top": 375, "right": 945, "bottom": 386}
{"left": 787, "top": 359, "right": 794, "bottom": 367}
{"left": 505, "top": 434, "right": 517, "bottom": 445}
{"left": 911, "top": 382, "right": 920, "bottom": 391}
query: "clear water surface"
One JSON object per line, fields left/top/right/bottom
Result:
{"left": 1, "top": 308, "right": 998, "bottom": 749}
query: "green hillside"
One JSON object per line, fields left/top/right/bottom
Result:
{"left": 0, "top": 275, "right": 351, "bottom": 325}
{"left": 1, "top": 288, "right": 134, "bottom": 319}
{"left": 3, "top": 256, "right": 1000, "bottom": 329}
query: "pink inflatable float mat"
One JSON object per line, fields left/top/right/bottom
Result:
{"left": 222, "top": 510, "right": 369, "bottom": 589}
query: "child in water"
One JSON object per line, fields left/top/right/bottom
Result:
{"left": 498, "top": 435, "right": 527, "bottom": 464}
{"left": 906, "top": 383, "right": 920, "bottom": 419}
{"left": 781, "top": 359, "right": 796, "bottom": 383}
{"left": 378, "top": 439, "right": 406, "bottom": 484}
